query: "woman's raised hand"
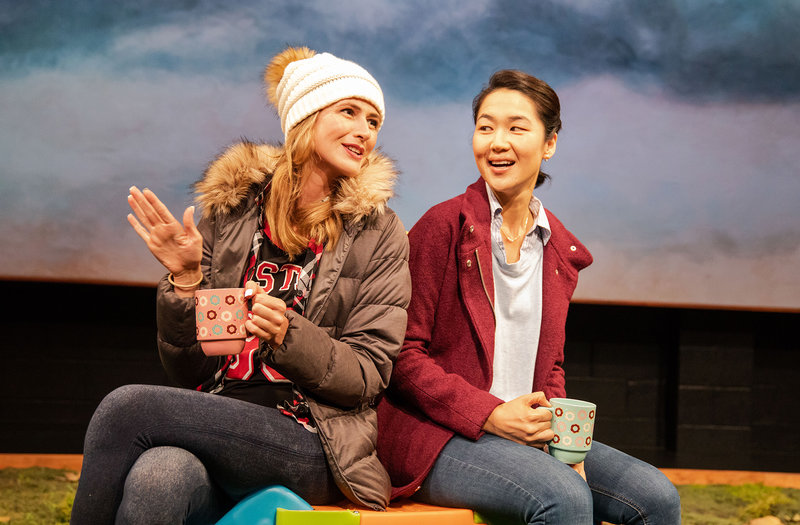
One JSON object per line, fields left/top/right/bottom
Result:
{"left": 482, "top": 391, "right": 555, "bottom": 448}
{"left": 127, "top": 186, "right": 203, "bottom": 287}
{"left": 244, "top": 281, "right": 289, "bottom": 347}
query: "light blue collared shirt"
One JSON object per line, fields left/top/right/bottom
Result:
{"left": 486, "top": 182, "right": 551, "bottom": 401}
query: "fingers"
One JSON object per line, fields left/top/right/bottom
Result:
{"left": 128, "top": 186, "right": 178, "bottom": 230}
{"left": 126, "top": 212, "right": 150, "bottom": 243}
{"left": 530, "top": 406, "right": 553, "bottom": 422}
{"left": 245, "top": 310, "right": 288, "bottom": 346}
{"left": 245, "top": 282, "right": 288, "bottom": 344}
{"left": 128, "top": 186, "right": 161, "bottom": 229}
{"left": 247, "top": 283, "right": 287, "bottom": 312}
{"left": 127, "top": 187, "right": 153, "bottom": 229}
{"left": 182, "top": 205, "right": 199, "bottom": 235}
{"left": 144, "top": 187, "right": 180, "bottom": 225}
{"left": 244, "top": 280, "right": 262, "bottom": 300}
{"left": 249, "top": 296, "right": 287, "bottom": 319}
{"left": 528, "top": 426, "right": 555, "bottom": 445}
{"left": 521, "top": 391, "right": 550, "bottom": 408}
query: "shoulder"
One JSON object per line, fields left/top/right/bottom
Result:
{"left": 357, "top": 208, "right": 409, "bottom": 259}
{"left": 544, "top": 208, "right": 593, "bottom": 270}
{"left": 408, "top": 180, "right": 488, "bottom": 248}
{"left": 409, "top": 190, "right": 468, "bottom": 238}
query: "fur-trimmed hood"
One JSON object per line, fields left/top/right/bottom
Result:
{"left": 194, "top": 141, "right": 398, "bottom": 222}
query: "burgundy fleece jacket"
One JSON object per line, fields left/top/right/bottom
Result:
{"left": 376, "top": 178, "right": 593, "bottom": 499}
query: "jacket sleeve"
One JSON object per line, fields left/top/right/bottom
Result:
{"left": 263, "top": 212, "right": 411, "bottom": 408}
{"left": 538, "top": 212, "right": 593, "bottom": 400}
{"left": 155, "top": 215, "right": 224, "bottom": 388}
{"left": 388, "top": 208, "right": 503, "bottom": 441}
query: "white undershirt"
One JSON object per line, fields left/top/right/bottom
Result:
{"left": 486, "top": 183, "right": 551, "bottom": 402}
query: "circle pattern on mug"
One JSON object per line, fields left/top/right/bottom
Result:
{"left": 554, "top": 407, "right": 563, "bottom": 417}
{"left": 553, "top": 434, "right": 560, "bottom": 444}
{"left": 585, "top": 437, "right": 592, "bottom": 446}
{"left": 557, "top": 421, "right": 567, "bottom": 432}
{"left": 196, "top": 289, "right": 247, "bottom": 342}
{"left": 565, "top": 412, "right": 575, "bottom": 421}
{"left": 571, "top": 424, "right": 580, "bottom": 433}
{"left": 589, "top": 410, "right": 595, "bottom": 419}
{"left": 578, "top": 410, "right": 587, "bottom": 420}
{"left": 583, "top": 423, "right": 592, "bottom": 432}
{"left": 563, "top": 436, "right": 573, "bottom": 446}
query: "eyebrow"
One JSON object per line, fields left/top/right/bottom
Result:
{"left": 476, "top": 114, "right": 531, "bottom": 123}
{"left": 340, "top": 100, "right": 381, "bottom": 121}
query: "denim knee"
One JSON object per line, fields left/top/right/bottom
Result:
{"left": 115, "top": 446, "right": 217, "bottom": 525}
{"left": 532, "top": 472, "right": 593, "bottom": 524}
{"left": 640, "top": 469, "right": 681, "bottom": 523}
{"left": 84, "top": 385, "right": 147, "bottom": 450}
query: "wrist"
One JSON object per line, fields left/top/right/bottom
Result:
{"left": 169, "top": 270, "right": 203, "bottom": 290}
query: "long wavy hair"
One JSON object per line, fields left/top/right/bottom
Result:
{"left": 264, "top": 112, "right": 345, "bottom": 258}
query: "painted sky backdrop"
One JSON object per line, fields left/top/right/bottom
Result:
{"left": 2, "top": 0, "right": 799, "bottom": 309}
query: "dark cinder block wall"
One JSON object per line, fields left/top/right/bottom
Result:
{"left": 0, "top": 281, "right": 168, "bottom": 453}
{"left": 564, "top": 304, "right": 800, "bottom": 472}
{"left": 564, "top": 306, "right": 678, "bottom": 467}
{"left": 2, "top": 280, "right": 799, "bottom": 473}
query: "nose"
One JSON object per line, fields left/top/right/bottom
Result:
{"left": 353, "top": 116, "right": 371, "bottom": 141}
{"left": 490, "top": 130, "right": 509, "bottom": 151}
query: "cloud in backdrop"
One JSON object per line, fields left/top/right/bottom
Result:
{"left": 1, "top": 0, "right": 799, "bottom": 309}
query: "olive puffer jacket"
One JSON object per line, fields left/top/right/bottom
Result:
{"left": 154, "top": 141, "right": 411, "bottom": 509}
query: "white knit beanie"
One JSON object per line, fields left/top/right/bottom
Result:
{"left": 269, "top": 51, "right": 385, "bottom": 136}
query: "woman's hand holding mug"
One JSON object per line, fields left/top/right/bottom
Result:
{"left": 482, "top": 391, "right": 554, "bottom": 448}
{"left": 244, "top": 281, "right": 289, "bottom": 347}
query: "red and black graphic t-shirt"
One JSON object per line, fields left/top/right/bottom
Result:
{"left": 212, "top": 186, "right": 323, "bottom": 431}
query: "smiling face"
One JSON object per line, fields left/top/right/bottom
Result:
{"left": 473, "top": 88, "right": 557, "bottom": 203}
{"left": 310, "top": 97, "right": 381, "bottom": 181}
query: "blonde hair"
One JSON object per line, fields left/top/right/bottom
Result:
{"left": 265, "top": 113, "right": 345, "bottom": 258}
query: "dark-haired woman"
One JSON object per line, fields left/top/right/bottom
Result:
{"left": 377, "top": 70, "right": 681, "bottom": 524}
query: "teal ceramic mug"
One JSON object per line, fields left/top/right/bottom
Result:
{"left": 543, "top": 398, "right": 597, "bottom": 464}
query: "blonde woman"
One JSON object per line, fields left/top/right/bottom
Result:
{"left": 71, "top": 47, "right": 410, "bottom": 524}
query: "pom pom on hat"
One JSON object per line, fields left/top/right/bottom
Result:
{"left": 263, "top": 46, "right": 385, "bottom": 136}
{"left": 264, "top": 46, "right": 316, "bottom": 108}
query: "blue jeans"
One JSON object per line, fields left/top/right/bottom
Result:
{"left": 413, "top": 434, "right": 681, "bottom": 524}
{"left": 70, "top": 384, "right": 340, "bottom": 525}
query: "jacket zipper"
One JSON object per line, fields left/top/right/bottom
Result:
{"left": 474, "top": 248, "right": 495, "bottom": 317}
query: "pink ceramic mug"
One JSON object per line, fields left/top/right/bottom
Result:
{"left": 195, "top": 288, "right": 248, "bottom": 356}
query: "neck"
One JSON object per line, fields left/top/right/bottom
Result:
{"left": 494, "top": 187, "right": 533, "bottom": 224}
{"left": 298, "top": 165, "right": 336, "bottom": 208}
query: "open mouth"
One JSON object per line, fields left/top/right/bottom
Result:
{"left": 343, "top": 144, "right": 364, "bottom": 158}
{"left": 488, "top": 160, "right": 515, "bottom": 168}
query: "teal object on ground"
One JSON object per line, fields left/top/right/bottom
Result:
{"left": 215, "top": 485, "right": 314, "bottom": 525}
